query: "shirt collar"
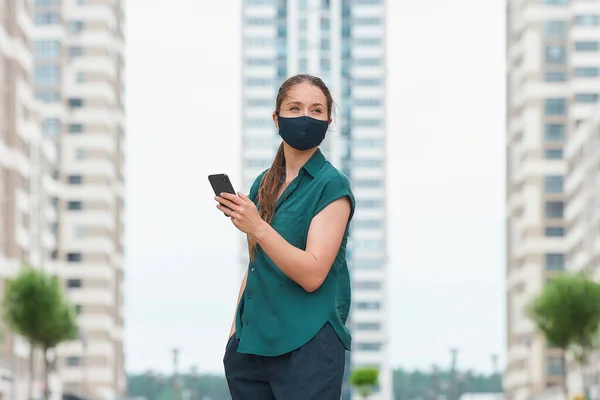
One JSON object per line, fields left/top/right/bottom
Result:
{"left": 301, "top": 148, "right": 326, "bottom": 178}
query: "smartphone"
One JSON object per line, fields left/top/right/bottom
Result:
{"left": 208, "top": 173, "right": 237, "bottom": 216}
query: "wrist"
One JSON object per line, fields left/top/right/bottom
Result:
{"left": 253, "top": 220, "right": 270, "bottom": 242}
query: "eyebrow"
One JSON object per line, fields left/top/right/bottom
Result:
{"left": 286, "top": 101, "right": 325, "bottom": 108}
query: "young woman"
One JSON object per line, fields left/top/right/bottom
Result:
{"left": 214, "top": 74, "right": 355, "bottom": 400}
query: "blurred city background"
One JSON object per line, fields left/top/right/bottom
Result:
{"left": 2, "top": 0, "right": 598, "bottom": 399}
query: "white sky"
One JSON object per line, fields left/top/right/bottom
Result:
{"left": 124, "top": 0, "right": 506, "bottom": 375}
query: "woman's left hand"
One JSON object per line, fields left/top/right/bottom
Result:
{"left": 216, "top": 192, "right": 264, "bottom": 235}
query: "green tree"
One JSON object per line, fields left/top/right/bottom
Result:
{"left": 36, "top": 289, "right": 78, "bottom": 399}
{"left": 350, "top": 367, "right": 379, "bottom": 399}
{"left": 529, "top": 272, "right": 600, "bottom": 397}
{"left": 2, "top": 267, "right": 78, "bottom": 400}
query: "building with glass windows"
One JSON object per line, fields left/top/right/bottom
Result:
{"left": 505, "top": 1, "right": 600, "bottom": 399}
{"left": 241, "top": 0, "right": 390, "bottom": 399}
{"left": 33, "top": 0, "right": 126, "bottom": 398}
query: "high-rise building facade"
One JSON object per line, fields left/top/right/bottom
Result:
{"left": 33, "top": 0, "right": 126, "bottom": 398}
{"left": 505, "top": 1, "right": 600, "bottom": 399}
{"left": 1, "top": 0, "right": 60, "bottom": 398}
{"left": 240, "top": 0, "right": 389, "bottom": 399}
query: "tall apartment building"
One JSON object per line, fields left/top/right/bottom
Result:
{"left": 564, "top": 108, "right": 600, "bottom": 395}
{"left": 32, "top": 0, "right": 126, "bottom": 398}
{"left": 505, "top": 1, "right": 600, "bottom": 399}
{"left": 240, "top": 0, "right": 389, "bottom": 399}
{"left": 1, "top": 0, "right": 60, "bottom": 398}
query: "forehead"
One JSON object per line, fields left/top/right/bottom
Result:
{"left": 284, "top": 82, "right": 327, "bottom": 105}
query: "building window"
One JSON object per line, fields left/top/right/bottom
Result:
{"left": 352, "top": 220, "right": 382, "bottom": 229}
{"left": 67, "top": 253, "right": 82, "bottom": 262}
{"left": 574, "top": 94, "right": 599, "bottom": 103}
{"left": 353, "top": 119, "right": 382, "bottom": 127}
{"left": 68, "top": 124, "right": 83, "bottom": 133}
{"left": 575, "top": 41, "right": 599, "bottom": 52}
{"left": 546, "top": 202, "right": 564, "bottom": 218}
{"left": 544, "top": 72, "right": 567, "bottom": 82}
{"left": 353, "top": 179, "right": 383, "bottom": 188}
{"left": 74, "top": 226, "right": 84, "bottom": 237}
{"left": 544, "top": 149, "right": 563, "bottom": 159}
{"left": 320, "top": 58, "right": 330, "bottom": 72}
{"left": 356, "top": 301, "right": 381, "bottom": 310}
{"left": 544, "top": 21, "right": 568, "bottom": 36}
{"left": 544, "top": 124, "right": 566, "bottom": 143}
{"left": 35, "top": 40, "right": 61, "bottom": 59}
{"left": 574, "top": 67, "right": 599, "bottom": 77}
{"left": 356, "top": 199, "right": 383, "bottom": 208}
{"left": 67, "top": 279, "right": 82, "bottom": 288}
{"left": 76, "top": 72, "right": 85, "bottom": 83}
{"left": 545, "top": 46, "right": 567, "bottom": 64}
{"left": 544, "top": 176, "right": 564, "bottom": 193}
{"left": 355, "top": 259, "right": 384, "bottom": 269}
{"left": 543, "top": 0, "right": 568, "bottom": 4}
{"left": 355, "top": 323, "right": 381, "bottom": 331}
{"left": 354, "top": 281, "right": 381, "bottom": 290}
{"left": 246, "top": 58, "right": 273, "bottom": 67}
{"left": 574, "top": 15, "right": 600, "bottom": 26}
{"left": 75, "top": 149, "right": 86, "bottom": 159}
{"left": 247, "top": 0, "right": 273, "bottom": 4}
{"left": 35, "top": 12, "right": 59, "bottom": 25}
{"left": 67, "top": 175, "right": 83, "bottom": 185}
{"left": 320, "top": 38, "right": 330, "bottom": 51}
{"left": 35, "top": 65, "right": 61, "bottom": 86}
{"left": 68, "top": 46, "right": 84, "bottom": 58}
{"left": 353, "top": 18, "right": 381, "bottom": 25}
{"left": 42, "top": 118, "right": 61, "bottom": 137}
{"left": 65, "top": 357, "right": 81, "bottom": 366}
{"left": 547, "top": 356, "right": 564, "bottom": 375}
{"left": 245, "top": 37, "right": 273, "bottom": 46}
{"left": 545, "top": 227, "right": 564, "bottom": 237}
{"left": 68, "top": 20, "right": 84, "bottom": 33}
{"left": 355, "top": 99, "right": 381, "bottom": 107}
{"left": 354, "top": 58, "right": 381, "bottom": 67}
{"left": 353, "top": 139, "right": 384, "bottom": 147}
{"left": 544, "top": 99, "right": 567, "bottom": 116}
{"left": 299, "top": 58, "right": 308, "bottom": 72}
{"left": 546, "top": 254, "right": 565, "bottom": 271}
{"left": 36, "top": 91, "right": 60, "bottom": 103}
{"left": 67, "top": 201, "right": 83, "bottom": 210}
{"left": 354, "top": 78, "right": 381, "bottom": 86}
{"left": 356, "top": 342, "right": 382, "bottom": 351}
{"left": 246, "top": 18, "right": 274, "bottom": 25}
{"left": 246, "top": 98, "right": 272, "bottom": 107}
{"left": 245, "top": 78, "right": 273, "bottom": 86}
{"left": 68, "top": 98, "right": 83, "bottom": 108}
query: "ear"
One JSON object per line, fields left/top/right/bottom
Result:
{"left": 328, "top": 117, "right": 332, "bottom": 125}
{"left": 273, "top": 112, "right": 279, "bottom": 129}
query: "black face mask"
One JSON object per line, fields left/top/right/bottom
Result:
{"left": 277, "top": 115, "right": 328, "bottom": 151}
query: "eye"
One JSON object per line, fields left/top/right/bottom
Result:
{"left": 312, "top": 109, "right": 323, "bottom": 114}
{"left": 289, "top": 106, "right": 300, "bottom": 111}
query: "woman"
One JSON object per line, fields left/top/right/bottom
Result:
{"left": 214, "top": 74, "right": 355, "bottom": 400}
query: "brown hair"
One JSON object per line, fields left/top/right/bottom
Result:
{"left": 247, "top": 74, "right": 334, "bottom": 260}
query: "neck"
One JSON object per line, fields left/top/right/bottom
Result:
{"left": 283, "top": 143, "right": 317, "bottom": 180}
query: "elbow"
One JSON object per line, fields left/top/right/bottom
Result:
{"left": 301, "top": 274, "right": 327, "bottom": 293}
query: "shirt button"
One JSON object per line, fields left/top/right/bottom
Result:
{"left": 251, "top": 268, "right": 255, "bottom": 272}
{"left": 245, "top": 320, "right": 249, "bottom": 325}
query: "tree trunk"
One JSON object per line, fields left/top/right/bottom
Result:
{"left": 27, "top": 342, "right": 34, "bottom": 400}
{"left": 562, "top": 352, "right": 569, "bottom": 399}
{"left": 43, "top": 348, "right": 50, "bottom": 400}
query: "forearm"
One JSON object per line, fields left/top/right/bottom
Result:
{"left": 253, "top": 221, "right": 321, "bottom": 292}
{"left": 229, "top": 269, "right": 248, "bottom": 337}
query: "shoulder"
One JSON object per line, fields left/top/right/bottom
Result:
{"left": 318, "top": 162, "right": 353, "bottom": 195}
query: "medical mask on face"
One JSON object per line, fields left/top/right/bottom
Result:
{"left": 277, "top": 115, "right": 328, "bottom": 151}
